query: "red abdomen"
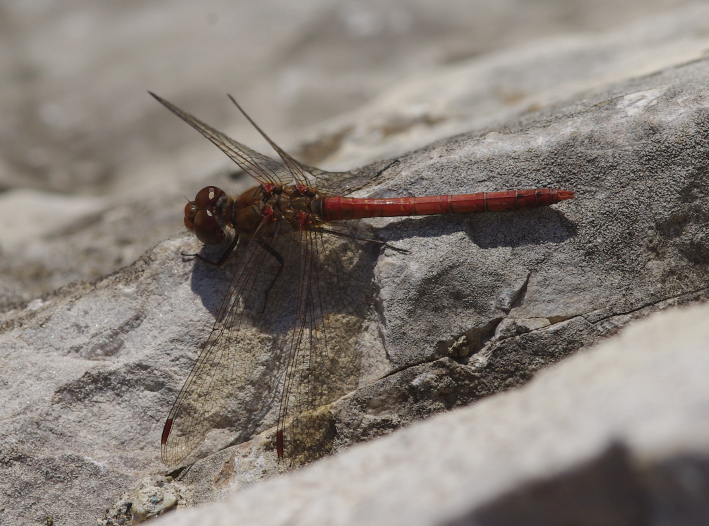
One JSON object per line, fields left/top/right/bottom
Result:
{"left": 321, "top": 189, "right": 574, "bottom": 221}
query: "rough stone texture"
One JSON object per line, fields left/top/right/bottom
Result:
{"left": 1, "top": 2, "right": 709, "bottom": 525}
{"left": 152, "top": 302, "right": 709, "bottom": 526}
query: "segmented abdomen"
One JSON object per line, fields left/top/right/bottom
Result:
{"left": 321, "top": 189, "right": 574, "bottom": 221}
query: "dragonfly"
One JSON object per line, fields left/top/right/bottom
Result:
{"left": 150, "top": 92, "right": 574, "bottom": 467}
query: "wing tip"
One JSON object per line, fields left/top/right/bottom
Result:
{"left": 161, "top": 418, "right": 174, "bottom": 445}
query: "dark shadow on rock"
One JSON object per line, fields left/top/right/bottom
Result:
{"left": 187, "top": 231, "right": 380, "bottom": 321}
{"left": 185, "top": 200, "right": 575, "bottom": 318}
{"left": 444, "top": 442, "right": 709, "bottom": 526}
{"left": 467, "top": 208, "right": 577, "bottom": 249}
{"left": 181, "top": 228, "right": 383, "bottom": 463}
{"left": 186, "top": 242, "right": 242, "bottom": 319}
{"left": 377, "top": 207, "right": 576, "bottom": 249}
{"left": 178, "top": 189, "right": 576, "bottom": 464}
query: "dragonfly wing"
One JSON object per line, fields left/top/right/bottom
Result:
{"left": 295, "top": 161, "right": 373, "bottom": 196}
{"left": 226, "top": 95, "right": 388, "bottom": 194}
{"left": 163, "top": 224, "right": 379, "bottom": 466}
{"left": 150, "top": 92, "right": 292, "bottom": 187}
{"left": 274, "top": 226, "right": 378, "bottom": 463}
{"left": 227, "top": 95, "right": 312, "bottom": 188}
{"left": 161, "top": 236, "right": 280, "bottom": 466}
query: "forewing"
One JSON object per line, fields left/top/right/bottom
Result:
{"left": 150, "top": 92, "right": 292, "bottom": 186}
{"left": 161, "top": 236, "right": 279, "bottom": 467}
{"left": 226, "top": 94, "right": 386, "bottom": 195}
{"left": 228, "top": 95, "right": 312, "bottom": 187}
{"left": 295, "top": 160, "right": 376, "bottom": 196}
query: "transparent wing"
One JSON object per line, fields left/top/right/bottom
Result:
{"left": 274, "top": 225, "right": 379, "bottom": 464}
{"left": 162, "top": 220, "right": 379, "bottom": 466}
{"left": 228, "top": 95, "right": 311, "bottom": 188}
{"left": 161, "top": 224, "right": 281, "bottom": 466}
{"left": 224, "top": 95, "right": 388, "bottom": 195}
{"left": 225, "top": 94, "right": 380, "bottom": 194}
{"left": 151, "top": 91, "right": 392, "bottom": 196}
{"left": 150, "top": 92, "right": 292, "bottom": 187}
{"left": 293, "top": 160, "right": 388, "bottom": 196}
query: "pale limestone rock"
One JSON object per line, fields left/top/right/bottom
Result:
{"left": 0, "top": 3, "right": 708, "bottom": 525}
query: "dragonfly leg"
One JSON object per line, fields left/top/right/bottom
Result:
{"left": 314, "top": 227, "right": 410, "bottom": 254}
{"left": 182, "top": 236, "right": 239, "bottom": 266}
{"left": 256, "top": 237, "right": 285, "bottom": 313}
{"left": 374, "top": 158, "right": 400, "bottom": 178}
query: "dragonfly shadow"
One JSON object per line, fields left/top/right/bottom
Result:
{"left": 182, "top": 230, "right": 382, "bottom": 459}
{"left": 185, "top": 244, "right": 239, "bottom": 318}
{"left": 378, "top": 208, "right": 576, "bottom": 249}
{"left": 187, "top": 233, "right": 380, "bottom": 320}
{"left": 176, "top": 207, "right": 573, "bottom": 464}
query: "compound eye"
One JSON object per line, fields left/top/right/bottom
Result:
{"left": 184, "top": 201, "right": 198, "bottom": 231}
{"left": 194, "top": 186, "right": 224, "bottom": 208}
{"left": 193, "top": 209, "right": 226, "bottom": 245}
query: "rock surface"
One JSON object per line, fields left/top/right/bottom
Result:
{"left": 153, "top": 302, "right": 709, "bottom": 526}
{"left": 1, "top": 2, "right": 709, "bottom": 525}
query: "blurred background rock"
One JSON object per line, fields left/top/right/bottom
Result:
{"left": 0, "top": 0, "right": 701, "bottom": 307}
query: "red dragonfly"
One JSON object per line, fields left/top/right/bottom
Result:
{"left": 151, "top": 92, "right": 574, "bottom": 466}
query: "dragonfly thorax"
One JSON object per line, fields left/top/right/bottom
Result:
{"left": 185, "top": 184, "right": 328, "bottom": 245}
{"left": 232, "top": 184, "right": 327, "bottom": 236}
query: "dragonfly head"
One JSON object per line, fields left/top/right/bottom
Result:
{"left": 184, "top": 186, "right": 227, "bottom": 245}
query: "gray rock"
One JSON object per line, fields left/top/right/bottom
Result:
{"left": 152, "top": 302, "right": 709, "bottom": 526}
{"left": 1, "top": 3, "right": 709, "bottom": 525}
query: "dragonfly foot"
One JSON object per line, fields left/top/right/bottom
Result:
{"left": 182, "top": 252, "right": 222, "bottom": 266}
{"left": 381, "top": 241, "right": 410, "bottom": 254}
{"left": 374, "top": 159, "right": 400, "bottom": 178}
